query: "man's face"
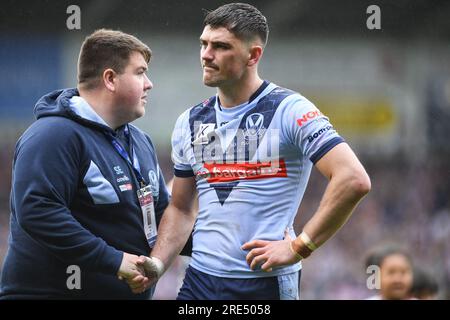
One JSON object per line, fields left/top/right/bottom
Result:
{"left": 380, "top": 254, "right": 413, "bottom": 300}
{"left": 114, "top": 51, "right": 152, "bottom": 123}
{"left": 199, "top": 25, "right": 251, "bottom": 87}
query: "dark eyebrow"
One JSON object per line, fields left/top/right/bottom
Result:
{"left": 213, "top": 41, "right": 230, "bottom": 47}
{"left": 137, "top": 66, "right": 148, "bottom": 72}
{"left": 200, "top": 39, "right": 231, "bottom": 48}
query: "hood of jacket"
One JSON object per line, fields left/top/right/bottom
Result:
{"left": 34, "top": 88, "right": 115, "bottom": 133}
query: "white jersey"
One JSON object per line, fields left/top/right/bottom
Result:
{"left": 172, "top": 81, "right": 344, "bottom": 278}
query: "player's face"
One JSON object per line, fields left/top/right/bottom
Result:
{"left": 380, "top": 254, "right": 413, "bottom": 300}
{"left": 199, "top": 26, "right": 250, "bottom": 87}
{"left": 114, "top": 51, "right": 152, "bottom": 122}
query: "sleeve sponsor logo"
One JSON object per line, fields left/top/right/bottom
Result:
{"left": 307, "top": 125, "right": 333, "bottom": 143}
{"left": 296, "top": 110, "right": 322, "bottom": 126}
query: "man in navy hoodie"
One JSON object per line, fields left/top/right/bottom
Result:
{"left": 0, "top": 29, "right": 169, "bottom": 299}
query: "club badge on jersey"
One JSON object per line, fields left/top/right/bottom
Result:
{"left": 137, "top": 185, "right": 157, "bottom": 247}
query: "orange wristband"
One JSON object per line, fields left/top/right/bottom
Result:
{"left": 291, "top": 237, "right": 313, "bottom": 259}
{"left": 300, "top": 232, "right": 318, "bottom": 251}
{"left": 289, "top": 241, "right": 304, "bottom": 261}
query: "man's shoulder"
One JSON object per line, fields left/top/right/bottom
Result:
{"left": 257, "top": 84, "right": 302, "bottom": 107}
{"left": 15, "top": 117, "right": 87, "bottom": 160}
{"left": 21, "top": 116, "right": 82, "bottom": 143}
{"left": 268, "top": 85, "right": 298, "bottom": 97}
{"left": 264, "top": 85, "right": 318, "bottom": 113}
{"left": 34, "top": 114, "right": 79, "bottom": 127}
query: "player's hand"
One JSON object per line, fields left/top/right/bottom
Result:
{"left": 125, "top": 256, "right": 165, "bottom": 294}
{"left": 241, "top": 229, "right": 302, "bottom": 272}
{"left": 117, "top": 252, "right": 150, "bottom": 294}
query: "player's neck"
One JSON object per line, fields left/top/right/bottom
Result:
{"left": 217, "top": 74, "right": 263, "bottom": 108}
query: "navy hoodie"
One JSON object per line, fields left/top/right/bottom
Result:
{"left": 0, "top": 88, "right": 170, "bottom": 299}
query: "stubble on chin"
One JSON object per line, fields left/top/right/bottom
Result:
{"left": 203, "top": 76, "right": 220, "bottom": 88}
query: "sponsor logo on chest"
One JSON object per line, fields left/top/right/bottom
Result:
{"left": 113, "top": 165, "right": 133, "bottom": 192}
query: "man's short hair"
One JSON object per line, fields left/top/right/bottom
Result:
{"left": 203, "top": 3, "right": 269, "bottom": 46}
{"left": 78, "top": 29, "right": 151, "bottom": 90}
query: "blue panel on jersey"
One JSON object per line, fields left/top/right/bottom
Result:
{"left": 189, "top": 96, "right": 217, "bottom": 146}
{"left": 310, "top": 136, "right": 345, "bottom": 164}
{"left": 174, "top": 168, "right": 195, "bottom": 177}
{"left": 210, "top": 182, "right": 239, "bottom": 205}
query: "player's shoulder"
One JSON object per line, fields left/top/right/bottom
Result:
{"left": 176, "top": 95, "right": 216, "bottom": 127}
{"left": 267, "top": 84, "right": 317, "bottom": 113}
{"left": 262, "top": 83, "right": 304, "bottom": 104}
{"left": 268, "top": 85, "right": 298, "bottom": 98}
{"left": 190, "top": 95, "right": 216, "bottom": 117}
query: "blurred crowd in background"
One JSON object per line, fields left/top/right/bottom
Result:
{"left": 149, "top": 154, "right": 449, "bottom": 299}
{"left": 1, "top": 0, "right": 449, "bottom": 299}
{"left": 0, "top": 142, "right": 449, "bottom": 299}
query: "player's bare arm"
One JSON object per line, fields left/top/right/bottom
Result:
{"left": 127, "top": 176, "right": 197, "bottom": 293}
{"left": 151, "top": 176, "right": 197, "bottom": 266}
{"left": 242, "top": 142, "right": 371, "bottom": 271}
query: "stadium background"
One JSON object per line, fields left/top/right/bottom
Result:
{"left": 0, "top": 0, "right": 449, "bottom": 299}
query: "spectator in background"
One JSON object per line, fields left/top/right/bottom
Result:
{"left": 410, "top": 267, "right": 439, "bottom": 300}
{"left": 365, "top": 246, "right": 414, "bottom": 300}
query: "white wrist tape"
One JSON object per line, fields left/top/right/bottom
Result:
{"left": 300, "top": 231, "right": 318, "bottom": 251}
{"left": 144, "top": 256, "right": 165, "bottom": 279}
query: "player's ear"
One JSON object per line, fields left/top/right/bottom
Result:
{"left": 248, "top": 45, "right": 263, "bottom": 67}
{"left": 103, "top": 68, "right": 117, "bottom": 92}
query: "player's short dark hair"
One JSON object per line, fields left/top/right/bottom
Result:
{"left": 78, "top": 29, "right": 151, "bottom": 90}
{"left": 203, "top": 3, "right": 269, "bottom": 46}
{"left": 365, "top": 245, "right": 413, "bottom": 269}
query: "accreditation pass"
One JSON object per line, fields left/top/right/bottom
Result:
{"left": 137, "top": 185, "right": 157, "bottom": 247}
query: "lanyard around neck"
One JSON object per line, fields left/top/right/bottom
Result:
{"left": 106, "top": 125, "right": 146, "bottom": 188}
